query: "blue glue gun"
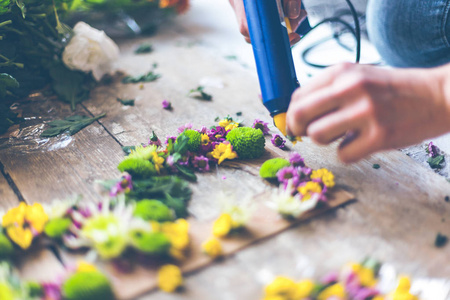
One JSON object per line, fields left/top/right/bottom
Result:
{"left": 243, "top": 0, "right": 311, "bottom": 135}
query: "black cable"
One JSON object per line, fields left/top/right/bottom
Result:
{"left": 300, "top": 0, "right": 362, "bottom": 68}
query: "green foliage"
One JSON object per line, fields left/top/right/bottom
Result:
{"left": 116, "top": 98, "right": 135, "bottom": 106}
{"left": 49, "top": 63, "right": 92, "bottom": 111}
{"left": 130, "top": 231, "right": 171, "bottom": 255}
{"left": 188, "top": 86, "right": 212, "bottom": 101}
{"left": 122, "top": 71, "right": 160, "bottom": 84}
{"left": 435, "top": 233, "right": 448, "bottom": 248}
{"left": 182, "top": 129, "right": 201, "bottom": 152}
{"left": 134, "top": 43, "right": 153, "bottom": 54}
{"left": 226, "top": 127, "right": 265, "bottom": 159}
{"left": 259, "top": 158, "right": 290, "bottom": 179}
{"left": 25, "top": 282, "right": 43, "bottom": 298}
{"left": 372, "top": 164, "right": 380, "bottom": 169}
{"left": 428, "top": 155, "right": 445, "bottom": 169}
{"left": 0, "top": 0, "right": 10, "bottom": 14}
{"left": 0, "top": 73, "right": 19, "bottom": 98}
{"left": 127, "top": 176, "right": 192, "bottom": 218}
{"left": 40, "top": 113, "right": 106, "bottom": 137}
{"left": 62, "top": 271, "right": 115, "bottom": 300}
{"left": 117, "top": 157, "right": 157, "bottom": 178}
{"left": 44, "top": 218, "right": 72, "bottom": 238}
{"left": 0, "top": 233, "right": 13, "bottom": 259}
{"left": 128, "top": 145, "right": 156, "bottom": 161}
{"left": 134, "top": 199, "right": 174, "bottom": 222}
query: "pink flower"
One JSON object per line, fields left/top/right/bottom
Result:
{"left": 271, "top": 134, "right": 286, "bottom": 149}
{"left": 193, "top": 156, "right": 210, "bottom": 172}
{"left": 162, "top": 100, "right": 172, "bottom": 110}
{"left": 177, "top": 123, "right": 193, "bottom": 134}
{"left": 110, "top": 173, "right": 133, "bottom": 197}
{"left": 252, "top": 119, "right": 270, "bottom": 135}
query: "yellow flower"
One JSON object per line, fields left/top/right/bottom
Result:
{"left": 218, "top": 119, "right": 231, "bottom": 128}
{"left": 159, "top": 219, "right": 190, "bottom": 254}
{"left": 158, "top": 264, "right": 183, "bottom": 293}
{"left": 25, "top": 203, "right": 48, "bottom": 233}
{"left": 351, "top": 263, "right": 377, "bottom": 287}
{"left": 2, "top": 202, "right": 26, "bottom": 227}
{"left": 225, "top": 121, "right": 239, "bottom": 131}
{"left": 317, "top": 283, "right": 346, "bottom": 300}
{"left": 388, "top": 276, "right": 418, "bottom": 300}
{"left": 7, "top": 226, "right": 33, "bottom": 249}
{"left": 152, "top": 152, "right": 165, "bottom": 174}
{"left": 292, "top": 280, "right": 315, "bottom": 299}
{"left": 211, "top": 142, "right": 238, "bottom": 165}
{"left": 202, "top": 237, "right": 222, "bottom": 258}
{"left": 212, "top": 213, "right": 233, "bottom": 237}
{"left": 297, "top": 181, "right": 322, "bottom": 201}
{"left": 264, "top": 276, "right": 297, "bottom": 299}
{"left": 201, "top": 134, "right": 210, "bottom": 146}
{"left": 2, "top": 202, "right": 49, "bottom": 249}
{"left": 311, "top": 168, "right": 335, "bottom": 188}
{"left": 76, "top": 261, "right": 98, "bottom": 273}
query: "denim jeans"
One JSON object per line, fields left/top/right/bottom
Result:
{"left": 366, "top": 0, "right": 450, "bottom": 68}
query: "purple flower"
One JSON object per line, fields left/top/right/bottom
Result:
{"left": 42, "top": 282, "right": 62, "bottom": 300}
{"left": 427, "top": 141, "right": 439, "bottom": 157}
{"left": 252, "top": 119, "right": 270, "bottom": 135}
{"left": 277, "top": 166, "right": 299, "bottom": 185}
{"left": 148, "top": 131, "right": 162, "bottom": 147}
{"left": 162, "top": 100, "right": 172, "bottom": 110}
{"left": 177, "top": 123, "right": 193, "bottom": 134}
{"left": 208, "top": 126, "right": 227, "bottom": 142}
{"left": 165, "top": 136, "right": 177, "bottom": 145}
{"left": 193, "top": 156, "right": 210, "bottom": 172}
{"left": 178, "top": 152, "right": 192, "bottom": 166}
{"left": 271, "top": 134, "right": 287, "bottom": 149}
{"left": 321, "top": 271, "right": 339, "bottom": 285}
{"left": 199, "top": 126, "right": 208, "bottom": 134}
{"left": 110, "top": 173, "right": 133, "bottom": 197}
{"left": 289, "top": 152, "right": 305, "bottom": 167}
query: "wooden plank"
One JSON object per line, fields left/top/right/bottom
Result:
{"left": 78, "top": 30, "right": 450, "bottom": 299}
{"left": 0, "top": 98, "right": 124, "bottom": 205}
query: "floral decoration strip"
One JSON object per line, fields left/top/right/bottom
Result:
{"left": 262, "top": 259, "right": 419, "bottom": 300}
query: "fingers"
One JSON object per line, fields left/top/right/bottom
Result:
{"left": 338, "top": 127, "right": 375, "bottom": 163}
{"left": 289, "top": 33, "right": 301, "bottom": 45}
{"left": 306, "top": 103, "right": 367, "bottom": 145}
{"left": 229, "top": 0, "right": 250, "bottom": 42}
{"left": 287, "top": 87, "right": 344, "bottom": 137}
{"left": 283, "top": 0, "right": 301, "bottom": 19}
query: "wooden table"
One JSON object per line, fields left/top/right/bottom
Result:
{"left": 0, "top": 1, "right": 449, "bottom": 299}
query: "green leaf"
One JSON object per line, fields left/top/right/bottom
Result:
{"left": 174, "top": 134, "right": 189, "bottom": 155}
{"left": 41, "top": 113, "right": 106, "bottom": 137}
{"left": 13, "top": 0, "right": 25, "bottom": 18}
{"left": 49, "top": 63, "right": 91, "bottom": 111}
{"left": 122, "top": 71, "right": 161, "bottom": 84}
{"left": 428, "top": 155, "right": 445, "bottom": 169}
{"left": 435, "top": 233, "right": 448, "bottom": 248}
{"left": 188, "top": 86, "right": 212, "bottom": 101}
{"left": 0, "top": 73, "right": 19, "bottom": 98}
{"left": 0, "top": 0, "right": 10, "bottom": 14}
{"left": 175, "top": 164, "right": 197, "bottom": 182}
{"left": 372, "top": 164, "right": 380, "bottom": 169}
{"left": 117, "top": 98, "right": 135, "bottom": 106}
{"left": 134, "top": 43, "right": 153, "bottom": 54}
{"left": 122, "top": 146, "right": 136, "bottom": 155}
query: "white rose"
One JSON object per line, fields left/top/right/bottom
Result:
{"left": 62, "top": 22, "right": 120, "bottom": 81}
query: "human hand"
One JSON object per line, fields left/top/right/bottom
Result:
{"left": 229, "top": 0, "right": 307, "bottom": 45}
{"left": 286, "top": 63, "right": 450, "bottom": 163}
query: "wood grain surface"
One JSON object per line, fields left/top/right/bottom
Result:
{"left": 0, "top": 3, "right": 449, "bottom": 299}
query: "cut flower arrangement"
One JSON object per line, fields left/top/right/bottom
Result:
{"left": 0, "top": 0, "right": 189, "bottom": 134}
{"left": 0, "top": 117, "right": 423, "bottom": 298}
{"left": 262, "top": 259, "right": 419, "bottom": 300}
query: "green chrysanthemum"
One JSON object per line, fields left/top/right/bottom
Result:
{"left": 226, "top": 127, "right": 265, "bottom": 159}
{"left": 81, "top": 215, "right": 127, "bottom": 260}
{"left": 44, "top": 218, "right": 72, "bottom": 238}
{"left": 128, "top": 145, "right": 157, "bottom": 161}
{"left": 0, "top": 233, "right": 13, "bottom": 259}
{"left": 117, "top": 157, "right": 157, "bottom": 178}
{"left": 130, "top": 231, "right": 171, "bottom": 255}
{"left": 62, "top": 271, "right": 115, "bottom": 300}
{"left": 259, "top": 158, "right": 291, "bottom": 179}
{"left": 0, "top": 282, "right": 13, "bottom": 300}
{"left": 182, "top": 129, "right": 202, "bottom": 152}
{"left": 134, "top": 200, "right": 174, "bottom": 222}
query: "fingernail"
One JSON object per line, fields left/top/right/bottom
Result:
{"left": 287, "top": 1, "right": 300, "bottom": 18}
{"left": 289, "top": 33, "right": 301, "bottom": 45}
